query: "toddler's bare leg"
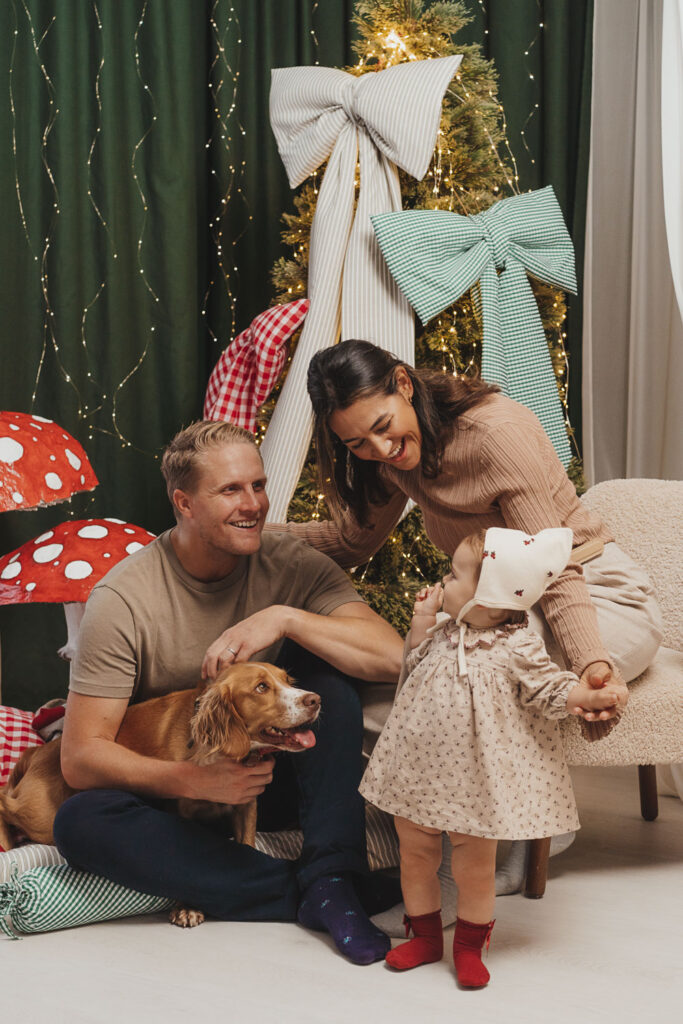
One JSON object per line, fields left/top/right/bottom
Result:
{"left": 385, "top": 816, "right": 444, "bottom": 970}
{"left": 395, "top": 816, "right": 442, "bottom": 915}
{"left": 448, "top": 832, "right": 497, "bottom": 923}
{"left": 449, "top": 832, "right": 497, "bottom": 988}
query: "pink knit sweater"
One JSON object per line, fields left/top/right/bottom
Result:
{"left": 268, "top": 393, "right": 613, "bottom": 677}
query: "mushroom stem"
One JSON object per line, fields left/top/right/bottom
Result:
{"left": 58, "top": 602, "right": 86, "bottom": 662}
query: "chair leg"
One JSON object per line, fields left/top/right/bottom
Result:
{"left": 638, "top": 764, "right": 658, "bottom": 821}
{"left": 524, "top": 837, "right": 551, "bottom": 899}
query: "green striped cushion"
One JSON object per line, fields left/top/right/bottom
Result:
{"left": 0, "top": 864, "right": 172, "bottom": 939}
{"left": 0, "top": 844, "right": 67, "bottom": 883}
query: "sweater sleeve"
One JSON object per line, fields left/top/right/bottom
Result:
{"left": 508, "top": 631, "right": 579, "bottom": 720}
{"left": 479, "top": 422, "right": 611, "bottom": 677}
{"left": 263, "top": 477, "right": 409, "bottom": 569}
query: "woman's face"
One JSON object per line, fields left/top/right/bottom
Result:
{"left": 327, "top": 368, "right": 422, "bottom": 471}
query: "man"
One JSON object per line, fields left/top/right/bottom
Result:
{"left": 54, "top": 420, "right": 403, "bottom": 964}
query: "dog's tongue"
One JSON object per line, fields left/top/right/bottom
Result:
{"left": 290, "top": 729, "right": 316, "bottom": 749}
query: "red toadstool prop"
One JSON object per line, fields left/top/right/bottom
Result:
{"left": 0, "top": 518, "right": 155, "bottom": 660}
{"left": 0, "top": 411, "right": 98, "bottom": 512}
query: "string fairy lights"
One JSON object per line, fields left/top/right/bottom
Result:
{"left": 85, "top": 1, "right": 118, "bottom": 261}
{"left": 202, "top": 1, "right": 253, "bottom": 349}
{"left": 8, "top": 1, "right": 37, "bottom": 262}
{"left": 19, "top": 0, "right": 90, "bottom": 418}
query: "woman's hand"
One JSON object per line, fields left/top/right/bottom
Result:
{"left": 572, "top": 661, "right": 629, "bottom": 721}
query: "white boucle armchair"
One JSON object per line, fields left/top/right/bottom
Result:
{"left": 525, "top": 478, "right": 683, "bottom": 897}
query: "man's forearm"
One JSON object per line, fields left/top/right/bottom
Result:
{"left": 281, "top": 607, "right": 403, "bottom": 682}
{"left": 61, "top": 737, "right": 196, "bottom": 799}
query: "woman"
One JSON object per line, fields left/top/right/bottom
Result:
{"left": 274, "top": 339, "right": 662, "bottom": 724}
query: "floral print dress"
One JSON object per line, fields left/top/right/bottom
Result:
{"left": 359, "top": 618, "right": 581, "bottom": 839}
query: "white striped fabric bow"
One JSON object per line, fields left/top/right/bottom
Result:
{"left": 260, "top": 57, "right": 462, "bottom": 522}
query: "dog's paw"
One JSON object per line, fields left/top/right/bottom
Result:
{"left": 169, "top": 906, "right": 205, "bottom": 928}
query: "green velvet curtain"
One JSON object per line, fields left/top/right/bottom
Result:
{"left": 458, "top": 0, "right": 594, "bottom": 448}
{"left": 0, "top": 0, "right": 592, "bottom": 710}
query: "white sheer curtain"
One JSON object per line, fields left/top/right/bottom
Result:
{"left": 582, "top": 0, "right": 683, "bottom": 484}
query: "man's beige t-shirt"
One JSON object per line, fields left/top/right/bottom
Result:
{"left": 69, "top": 529, "right": 363, "bottom": 704}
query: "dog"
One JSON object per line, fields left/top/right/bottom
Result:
{"left": 0, "top": 662, "right": 321, "bottom": 927}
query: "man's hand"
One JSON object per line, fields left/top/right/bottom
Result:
{"left": 576, "top": 661, "right": 629, "bottom": 721}
{"left": 202, "top": 606, "right": 289, "bottom": 679}
{"left": 183, "top": 755, "right": 275, "bottom": 804}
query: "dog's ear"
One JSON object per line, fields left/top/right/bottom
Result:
{"left": 192, "top": 686, "right": 251, "bottom": 761}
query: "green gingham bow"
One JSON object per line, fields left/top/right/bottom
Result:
{"left": 371, "top": 186, "right": 576, "bottom": 466}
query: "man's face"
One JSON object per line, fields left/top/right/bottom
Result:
{"left": 179, "top": 443, "right": 269, "bottom": 558}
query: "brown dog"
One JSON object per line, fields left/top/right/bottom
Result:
{"left": 0, "top": 663, "right": 320, "bottom": 925}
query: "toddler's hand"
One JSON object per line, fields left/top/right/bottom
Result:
{"left": 413, "top": 582, "right": 443, "bottom": 618}
{"left": 566, "top": 681, "right": 624, "bottom": 721}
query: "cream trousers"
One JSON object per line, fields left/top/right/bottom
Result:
{"left": 527, "top": 541, "right": 663, "bottom": 682}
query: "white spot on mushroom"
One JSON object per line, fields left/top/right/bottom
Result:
{"left": 12, "top": 492, "right": 23, "bottom": 504}
{"left": 30, "top": 423, "right": 43, "bottom": 431}
{"left": 105, "top": 518, "right": 125, "bottom": 524}
{"left": 77, "top": 525, "right": 108, "bottom": 540}
{"left": 64, "top": 448, "right": 82, "bottom": 471}
{"left": 25, "top": 582, "right": 36, "bottom": 592}
{"left": 103, "top": 552, "right": 111, "bottom": 558}
{"left": 35, "top": 531, "right": 54, "bottom": 544}
{"left": 8, "top": 423, "right": 19, "bottom": 431}
{"left": 33, "top": 543, "right": 64, "bottom": 563}
{"left": 9, "top": 553, "right": 20, "bottom": 563}
{"left": 50, "top": 454, "right": 56, "bottom": 461}
{"left": 125, "top": 542, "right": 143, "bottom": 555}
{"left": 45, "top": 472, "right": 63, "bottom": 490}
{"left": 32, "top": 416, "right": 52, "bottom": 423}
{"left": 0, "top": 437, "right": 24, "bottom": 464}
{"left": 1, "top": 562, "right": 21, "bottom": 580}
{"left": 124, "top": 528, "right": 136, "bottom": 535}
{"left": 64, "top": 560, "right": 93, "bottom": 580}
{"left": 80, "top": 474, "right": 85, "bottom": 484}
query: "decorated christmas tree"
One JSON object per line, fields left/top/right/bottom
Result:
{"left": 264, "top": 0, "right": 580, "bottom": 633}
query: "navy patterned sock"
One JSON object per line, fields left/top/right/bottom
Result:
{"left": 297, "top": 874, "right": 391, "bottom": 965}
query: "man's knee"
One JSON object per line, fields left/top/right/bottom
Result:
{"left": 53, "top": 789, "right": 135, "bottom": 860}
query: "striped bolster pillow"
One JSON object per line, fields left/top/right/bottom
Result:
{"left": 255, "top": 803, "right": 399, "bottom": 870}
{"left": 0, "top": 864, "right": 172, "bottom": 939}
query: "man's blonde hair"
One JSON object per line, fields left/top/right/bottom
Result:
{"left": 161, "top": 420, "right": 260, "bottom": 517}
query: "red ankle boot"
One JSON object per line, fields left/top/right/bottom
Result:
{"left": 385, "top": 910, "right": 443, "bottom": 970}
{"left": 452, "top": 917, "right": 495, "bottom": 988}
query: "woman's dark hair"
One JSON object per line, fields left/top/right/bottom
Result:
{"left": 307, "top": 339, "right": 499, "bottom": 526}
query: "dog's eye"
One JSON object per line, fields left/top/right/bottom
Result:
{"left": 255, "top": 682, "right": 269, "bottom": 694}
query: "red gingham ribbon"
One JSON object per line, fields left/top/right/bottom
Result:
{"left": 1, "top": 705, "right": 44, "bottom": 787}
{"left": 204, "top": 299, "right": 310, "bottom": 433}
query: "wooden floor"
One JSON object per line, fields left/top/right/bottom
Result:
{"left": 3, "top": 765, "right": 683, "bottom": 1024}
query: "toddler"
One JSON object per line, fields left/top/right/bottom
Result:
{"left": 360, "top": 527, "right": 624, "bottom": 988}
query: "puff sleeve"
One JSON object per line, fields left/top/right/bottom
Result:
{"left": 508, "top": 630, "right": 579, "bottom": 720}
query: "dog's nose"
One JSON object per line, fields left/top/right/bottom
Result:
{"left": 302, "top": 692, "right": 321, "bottom": 709}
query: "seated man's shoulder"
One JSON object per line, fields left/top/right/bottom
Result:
{"left": 91, "top": 530, "right": 166, "bottom": 596}
{"left": 258, "top": 529, "right": 337, "bottom": 570}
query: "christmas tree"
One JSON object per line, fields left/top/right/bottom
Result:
{"left": 265, "top": 0, "right": 580, "bottom": 633}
